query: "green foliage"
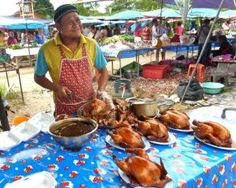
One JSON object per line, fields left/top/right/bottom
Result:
{"left": 0, "top": 84, "right": 17, "bottom": 100}
{"left": 34, "top": 0, "right": 54, "bottom": 19}
{"left": 76, "top": 3, "right": 101, "bottom": 16}
{"left": 134, "top": 0, "right": 161, "bottom": 11}
{"left": 106, "top": 0, "right": 136, "bottom": 14}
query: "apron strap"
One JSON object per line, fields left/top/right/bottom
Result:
{"left": 82, "top": 44, "right": 87, "bottom": 57}
{"left": 58, "top": 45, "right": 66, "bottom": 59}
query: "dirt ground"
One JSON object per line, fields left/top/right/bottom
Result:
{"left": 0, "top": 51, "right": 197, "bottom": 124}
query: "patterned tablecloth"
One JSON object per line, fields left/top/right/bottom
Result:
{"left": 0, "top": 128, "right": 236, "bottom": 188}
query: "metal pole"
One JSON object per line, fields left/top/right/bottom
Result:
{"left": 180, "top": 0, "right": 225, "bottom": 103}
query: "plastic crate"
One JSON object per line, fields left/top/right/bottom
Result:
{"left": 142, "top": 64, "right": 168, "bottom": 79}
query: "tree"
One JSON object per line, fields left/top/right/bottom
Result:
{"left": 75, "top": 3, "right": 101, "bottom": 16}
{"left": 34, "top": 0, "right": 54, "bottom": 19}
{"left": 105, "top": 0, "right": 161, "bottom": 15}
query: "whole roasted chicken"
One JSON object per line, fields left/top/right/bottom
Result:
{"left": 113, "top": 148, "right": 171, "bottom": 188}
{"left": 192, "top": 120, "right": 232, "bottom": 147}
{"left": 160, "top": 109, "right": 190, "bottom": 130}
{"left": 137, "top": 119, "right": 169, "bottom": 142}
{"left": 108, "top": 126, "right": 145, "bottom": 148}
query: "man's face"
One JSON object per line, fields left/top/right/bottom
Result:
{"left": 56, "top": 12, "right": 82, "bottom": 39}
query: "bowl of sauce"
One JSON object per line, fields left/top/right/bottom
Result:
{"left": 49, "top": 118, "right": 98, "bottom": 149}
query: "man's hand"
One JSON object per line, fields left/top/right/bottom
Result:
{"left": 97, "top": 90, "right": 115, "bottom": 109}
{"left": 56, "top": 86, "right": 72, "bottom": 99}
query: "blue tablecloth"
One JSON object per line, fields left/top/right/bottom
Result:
{"left": 0, "top": 129, "right": 235, "bottom": 188}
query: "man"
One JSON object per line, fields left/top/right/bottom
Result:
{"left": 151, "top": 19, "right": 167, "bottom": 60}
{"left": 34, "top": 4, "right": 113, "bottom": 116}
{"left": 197, "top": 19, "right": 211, "bottom": 65}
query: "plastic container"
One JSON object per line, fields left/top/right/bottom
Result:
{"left": 201, "top": 82, "right": 224, "bottom": 94}
{"left": 12, "top": 116, "right": 29, "bottom": 126}
{"left": 142, "top": 64, "right": 168, "bottom": 79}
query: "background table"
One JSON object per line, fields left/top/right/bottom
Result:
{"left": 0, "top": 128, "right": 235, "bottom": 188}
{"left": 6, "top": 47, "right": 40, "bottom": 66}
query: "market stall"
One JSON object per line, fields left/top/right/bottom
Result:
{"left": 0, "top": 106, "right": 235, "bottom": 187}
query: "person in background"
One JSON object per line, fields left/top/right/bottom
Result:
{"left": 7, "top": 31, "right": 18, "bottom": 46}
{"left": 175, "top": 22, "right": 184, "bottom": 36}
{"left": 151, "top": 19, "right": 167, "bottom": 60}
{"left": 87, "top": 25, "right": 101, "bottom": 41}
{"left": 34, "top": 4, "right": 113, "bottom": 116}
{"left": 212, "top": 35, "right": 234, "bottom": 57}
{"left": 0, "top": 31, "right": 5, "bottom": 46}
{"left": 35, "top": 30, "right": 45, "bottom": 45}
{"left": 82, "top": 25, "right": 90, "bottom": 36}
{"left": 113, "top": 24, "right": 121, "bottom": 35}
{"left": 197, "top": 18, "right": 211, "bottom": 65}
{"left": 141, "top": 24, "right": 151, "bottom": 42}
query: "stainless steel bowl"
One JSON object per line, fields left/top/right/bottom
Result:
{"left": 49, "top": 118, "right": 98, "bottom": 149}
{"left": 131, "top": 100, "right": 159, "bottom": 117}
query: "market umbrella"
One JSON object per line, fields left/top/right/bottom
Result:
{"left": 219, "top": 9, "right": 236, "bottom": 18}
{"left": 158, "top": 0, "right": 236, "bottom": 8}
{"left": 108, "top": 10, "right": 144, "bottom": 20}
{"left": 188, "top": 8, "right": 218, "bottom": 18}
{"left": 0, "top": 16, "right": 45, "bottom": 29}
{"left": 142, "top": 8, "right": 181, "bottom": 17}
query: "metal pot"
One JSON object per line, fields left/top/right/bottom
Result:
{"left": 49, "top": 118, "right": 98, "bottom": 149}
{"left": 131, "top": 100, "right": 159, "bottom": 117}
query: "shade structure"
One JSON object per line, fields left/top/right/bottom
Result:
{"left": 219, "top": 9, "right": 236, "bottom": 18}
{"left": 158, "top": 0, "right": 236, "bottom": 8}
{"left": 188, "top": 8, "right": 218, "bottom": 17}
{"left": 142, "top": 7, "right": 181, "bottom": 17}
{"left": 108, "top": 10, "right": 143, "bottom": 20}
{"left": 0, "top": 17, "right": 45, "bottom": 30}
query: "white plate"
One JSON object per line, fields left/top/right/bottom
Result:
{"left": 149, "top": 132, "right": 176, "bottom": 145}
{"left": 105, "top": 135, "right": 150, "bottom": 151}
{"left": 195, "top": 136, "right": 236, "bottom": 151}
{"left": 168, "top": 126, "right": 194, "bottom": 133}
{"left": 10, "top": 121, "right": 40, "bottom": 142}
{"left": 0, "top": 131, "right": 21, "bottom": 151}
{"left": 28, "top": 112, "right": 55, "bottom": 132}
{"left": 4, "top": 171, "right": 57, "bottom": 188}
{"left": 118, "top": 168, "right": 173, "bottom": 188}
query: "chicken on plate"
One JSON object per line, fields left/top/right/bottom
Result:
{"left": 192, "top": 120, "right": 232, "bottom": 147}
{"left": 160, "top": 109, "right": 190, "bottom": 130}
{"left": 113, "top": 148, "right": 171, "bottom": 188}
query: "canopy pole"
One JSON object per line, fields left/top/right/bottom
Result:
{"left": 180, "top": 0, "right": 225, "bottom": 103}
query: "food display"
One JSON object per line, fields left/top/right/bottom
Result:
{"left": 107, "top": 126, "right": 145, "bottom": 149}
{"left": 137, "top": 118, "right": 169, "bottom": 142}
{"left": 159, "top": 109, "right": 191, "bottom": 130}
{"left": 192, "top": 120, "right": 232, "bottom": 148}
{"left": 113, "top": 148, "right": 171, "bottom": 188}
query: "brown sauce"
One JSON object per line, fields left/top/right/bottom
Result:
{"left": 53, "top": 121, "right": 94, "bottom": 137}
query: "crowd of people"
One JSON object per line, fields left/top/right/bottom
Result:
{"left": 0, "top": 29, "right": 45, "bottom": 47}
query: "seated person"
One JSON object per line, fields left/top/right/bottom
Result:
{"left": 212, "top": 35, "right": 234, "bottom": 57}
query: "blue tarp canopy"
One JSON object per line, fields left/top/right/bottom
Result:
{"left": 0, "top": 16, "right": 45, "bottom": 29}
{"left": 219, "top": 9, "right": 236, "bottom": 18}
{"left": 188, "top": 8, "right": 218, "bottom": 18}
{"left": 108, "top": 10, "right": 143, "bottom": 20}
{"left": 142, "top": 8, "right": 181, "bottom": 17}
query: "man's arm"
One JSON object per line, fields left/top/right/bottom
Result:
{"left": 34, "top": 74, "right": 58, "bottom": 92}
{"left": 96, "top": 67, "right": 108, "bottom": 91}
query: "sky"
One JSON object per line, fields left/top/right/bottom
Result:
{"left": 0, "top": 0, "right": 112, "bottom": 16}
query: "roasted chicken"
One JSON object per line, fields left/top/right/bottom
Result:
{"left": 160, "top": 109, "right": 190, "bottom": 130}
{"left": 137, "top": 119, "right": 169, "bottom": 142}
{"left": 192, "top": 120, "right": 232, "bottom": 147}
{"left": 108, "top": 126, "right": 145, "bottom": 148}
{"left": 113, "top": 148, "right": 171, "bottom": 188}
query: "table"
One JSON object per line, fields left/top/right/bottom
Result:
{"left": 0, "top": 128, "right": 235, "bottom": 187}
{"left": 6, "top": 47, "right": 40, "bottom": 66}
{"left": 211, "top": 59, "right": 236, "bottom": 84}
{"left": 162, "top": 43, "right": 199, "bottom": 61}
{"left": 105, "top": 47, "right": 157, "bottom": 78}
{"left": 0, "top": 57, "right": 24, "bottom": 103}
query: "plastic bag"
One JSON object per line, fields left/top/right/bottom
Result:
{"left": 177, "top": 79, "right": 204, "bottom": 101}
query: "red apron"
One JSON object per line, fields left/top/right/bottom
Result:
{"left": 55, "top": 44, "right": 95, "bottom": 115}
